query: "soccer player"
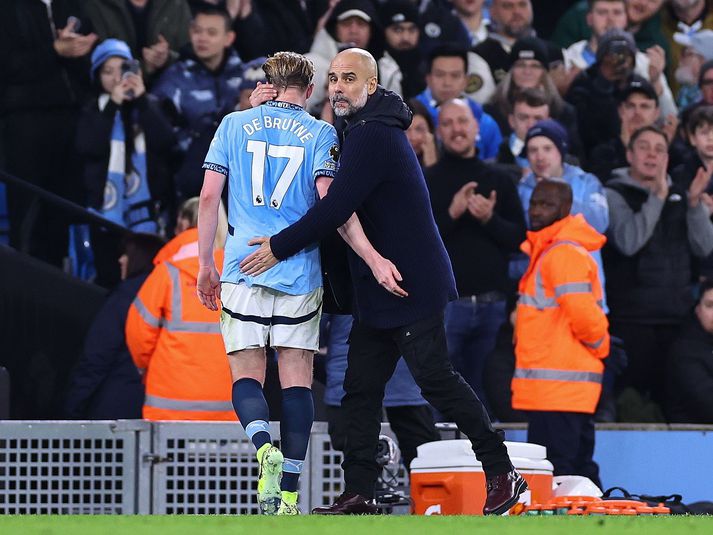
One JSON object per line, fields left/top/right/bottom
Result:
{"left": 196, "top": 52, "right": 402, "bottom": 515}
{"left": 241, "top": 48, "right": 526, "bottom": 516}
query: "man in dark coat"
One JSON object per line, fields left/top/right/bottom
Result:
{"left": 237, "top": 48, "right": 526, "bottom": 516}
{"left": 425, "top": 99, "right": 526, "bottom": 412}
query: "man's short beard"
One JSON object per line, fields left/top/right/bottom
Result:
{"left": 331, "top": 84, "right": 369, "bottom": 117}
{"left": 505, "top": 24, "right": 532, "bottom": 39}
{"left": 495, "top": 19, "right": 533, "bottom": 40}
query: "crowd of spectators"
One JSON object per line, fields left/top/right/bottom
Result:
{"left": 3, "top": 0, "right": 713, "bottom": 426}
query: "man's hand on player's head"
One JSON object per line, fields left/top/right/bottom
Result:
{"left": 197, "top": 264, "right": 222, "bottom": 311}
{"left": 367, "top": 255, "right": 408, "bottom": 298}
{"left": 240, "top": 237, "right": 279, "bottom": 275}
{"left": 249, "top": 82, "right": 278, "bottom": 108}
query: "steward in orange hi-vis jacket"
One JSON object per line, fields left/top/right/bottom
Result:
{"left": 513, "top": 180, "right": 610, "bottom": 488}
{"left": 513, "top": 213, "right": 610, "bottom": 414}
{"left": 125, "top": 228, "right": 235, "bottom": 420}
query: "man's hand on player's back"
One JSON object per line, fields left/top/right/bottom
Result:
{"left": 240, "top": 237, "right": 279, "bottom": 275}
{"left": 241, "top": 237, "right": 408, "bottom": 297}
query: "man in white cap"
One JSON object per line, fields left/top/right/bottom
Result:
{"left": 673, "top": 29, "right": 713, "bottom": 109}
{"left": 305, "top": 0, "right": 381, "bottom": 115}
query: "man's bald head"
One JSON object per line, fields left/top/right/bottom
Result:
{"left": 539, "top": 179, "right": 573, "bottom": 205}
{"left": 529, "top": 179, "right": 573, "bottom": 231}
{"left": 437, "top": 98, "right": 479, "bottom": 157}
{"left": 333, "top": 48, "right": 378, "bottom": 79}
{"left": 328, "top": 48, "right": 379, "bottom": 117}
{"left": 439, "top": 98, "right": 474, "bottom": 118}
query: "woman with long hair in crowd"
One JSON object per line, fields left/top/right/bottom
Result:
{"left": 486, "top": 37, "right": 583, "bottom": 162}
{"left": 407, "top": 99, "right": 439, "bottom": 169}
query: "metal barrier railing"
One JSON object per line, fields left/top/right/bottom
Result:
{"left": 0, "top": 420, "right": 406, "bottom": 515}
{"left": 0, "top": 169, "right": 131, "bottom": 256}
{"left": 0, "top": 420, "right": 150, "bottom": 514}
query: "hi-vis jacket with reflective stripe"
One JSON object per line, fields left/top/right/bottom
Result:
{"left": 126, "top": 228, "right": 236, "bottom": 421}
{"left": 513, "top": 214, "right": 610, "bottom": 414}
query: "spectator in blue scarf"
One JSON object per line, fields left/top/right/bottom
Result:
{"left": 76, "top": 38, "right": 174, "bottom": 287}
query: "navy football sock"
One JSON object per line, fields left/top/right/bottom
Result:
{"left": 280, "top": 386, "right": 314, "bottom": 492}
{"left": 232, "top": 379, "right": 272, "bottom": 452}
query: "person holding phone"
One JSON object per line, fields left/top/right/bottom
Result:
{"left": 1, "top": 0, "right": 98, "bottom": 266}
{"left": 566, "top": 28, "right": 662, "bottom": 163}
{"left": 75, "top": 38, "right": 175, "bottom": 287}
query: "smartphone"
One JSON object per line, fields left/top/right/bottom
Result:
{"left": 121, "top": 59, "right": 141, "bottom": 79}
{"left": 121, "top": 59, "right": 141, "bottom": 98}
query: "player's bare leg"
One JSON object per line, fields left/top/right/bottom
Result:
{"left": 228, "top": 348, "right": 283, "bottom": 515}
{"left": 276, "top": 347, "right": 314, "bottom": 515}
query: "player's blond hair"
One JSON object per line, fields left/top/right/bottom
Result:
{"left": 262, "top": 51, "right": 315, "bottom": 91}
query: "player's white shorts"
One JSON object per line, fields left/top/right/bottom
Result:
{"left": 220, "top": 282, "right": 323, "bottom": 353}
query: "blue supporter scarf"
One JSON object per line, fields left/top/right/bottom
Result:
{"left": 582, "top": 44, "right": 596, "bottom": 67}
{"left": 99, "top": 95, "right": 156, "bottom": 233}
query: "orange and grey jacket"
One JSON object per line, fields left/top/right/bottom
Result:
{"left": 125, "top": 228, "right": 235, "bottom": 421}
{"left": 513, "top": 214, "right": 610, "bottom": 414}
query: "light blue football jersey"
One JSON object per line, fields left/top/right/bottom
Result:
{"left": 203, "top": 100, "right": 339, "bottom": 295}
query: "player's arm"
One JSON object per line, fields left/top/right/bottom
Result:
{"left": 316, "top": 176, "right": 407, "bottom": 298}
{"left": 197, "top": 169, "right": 226, "bottom": 310}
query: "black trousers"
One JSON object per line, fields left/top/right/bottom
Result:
{"left": 526, "top": 411, "right": 601, "bottom": 490}
{"left": 326, "top": 404, "right": 440, "bottom": 469}
{"left": 342, "top": 312, "right": 512, "bottom": 498}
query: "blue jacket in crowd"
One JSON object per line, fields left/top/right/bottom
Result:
{"left": 414, "top": 88, "right": 503, "bottom": 160}
{"left": 518, "top": 163, "right": 609, "bottom": 233}
{"left": 151, "top": 47, "right": 243, "bottom": 153}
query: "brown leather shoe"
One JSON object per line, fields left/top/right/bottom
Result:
{"left": 311, "top": 492, "right": 379, "bottom": 515}
{"left": 483, "top": 469, "right": 528, "bottom": 515}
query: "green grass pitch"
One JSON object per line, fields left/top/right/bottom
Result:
{"left": 0, "top": 515, "right": 711, "bottom": 534}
